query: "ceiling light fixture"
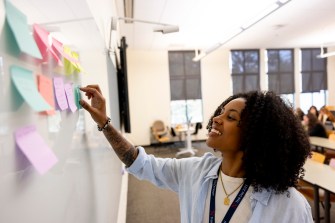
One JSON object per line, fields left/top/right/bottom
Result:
{"left": 111, "top": 17, "right": 179, "bottom": 34}
{"left": 193, "top": 0, "right": 292, "bottom": 61}
{"left": 317, "top": 46, "right": 335, "bottom": 58}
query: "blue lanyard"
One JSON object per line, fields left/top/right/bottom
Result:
{"left": 209, "top": 175, "right": 250, "bottom": 223}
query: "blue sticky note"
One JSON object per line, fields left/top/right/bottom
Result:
{"left": 5, "top": 0, "right": 42, "bottom": 59}
{"left": 10, "top": 65, "right": 51, "bottom": 112}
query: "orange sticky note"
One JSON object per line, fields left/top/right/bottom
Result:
{"left": 37, "top": 74, "right": 55, "bottom": 115}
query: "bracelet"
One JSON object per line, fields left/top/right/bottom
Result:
{"left": 97, "top": 117, "right": 111, "bottom": 131}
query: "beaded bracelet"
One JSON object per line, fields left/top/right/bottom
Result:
{"left": 97, "top": 117, "right": 111, "bottom": 131}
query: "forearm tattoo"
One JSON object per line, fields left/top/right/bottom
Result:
{"left": 103, "top": 124, "right": 138, "bottom": 167}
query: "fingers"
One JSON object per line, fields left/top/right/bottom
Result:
{"left": 80, "top": 85, "right": 103, "bottom": 99}
{"left": 85, "top": 84, "right": 102, "bottom": 95}
{"left": 79, "top": 99, "right": 92, "bottom": 113}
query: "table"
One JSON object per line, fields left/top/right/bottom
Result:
{"left": 309, "top": 136, "right": 335, "bottom": 152}
{"left": 174, "top": 125, "right": 197, "bottom": 157}
{"left": 302, "top": 159, "right": 335, "bottom": 223}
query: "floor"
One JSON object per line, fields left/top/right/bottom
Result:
{"left": 126, "top": 141, "right": 335, "bottom": 223}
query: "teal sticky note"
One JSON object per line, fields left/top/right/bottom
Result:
{"left": 10, "top": 65, "right": 51, "bottom": 112}
{"left": 74, "top": 86, "right": 82, "bottom": 109}
{"left": 5, "top": 0, "right": 42, "bottom": 59}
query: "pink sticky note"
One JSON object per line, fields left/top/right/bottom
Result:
{"left": 33, "top": 24, "right": 62, "bottom": 66}
{"left": 64, "top": 83, "right": 77, "bottom": 113}
{"left": 53, "top": 77, "right": 68, "bottom": 110}
{"left": 51, "top": 38, "right": 79, "bottom": 63}
{"left": 37, "top": 74, "right": 55, "bottom": 115}
{"left": 15, "top": 125, "right": 58, "bottom": 175}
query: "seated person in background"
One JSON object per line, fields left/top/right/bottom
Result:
{"left": 294, "top": 107, "right": 305, "bottom": 121}
{"left": 303, "top": 113, "right": 328, "bottom": 138}
{"left": 308, "top": 105, "right": 319, "bottom": 118}
{"left": 318, "top": 106, "right": 335, "bottom": 130}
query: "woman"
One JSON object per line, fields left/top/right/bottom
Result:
{"left": 303, "top": 112, "right": 328, "bottom": 138}
{"left": 308, "top": 105, "right": 319, "bottom": 118}
{"left": 79, "top": 85, "right": 313, "bottom": 223}
{"left": 294, "top": 107, "right": 305, "bottom": 121}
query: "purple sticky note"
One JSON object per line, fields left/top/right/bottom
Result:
{"left": 14, "top": 125, "right": 58, "bottom": 175}
{"left": 53, "top": 77, "right": 69, "bottom": 110}
{"left": 64, "top": 83, "right": 77, "bottom": 113}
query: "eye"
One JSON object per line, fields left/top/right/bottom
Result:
{"left": 227, "top": 115, "right": 237, "bottom": 121}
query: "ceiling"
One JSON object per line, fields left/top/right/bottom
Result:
{"left": 7, "top": 0, "right": 335, "bottom": 56}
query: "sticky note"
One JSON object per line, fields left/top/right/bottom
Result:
{"left": 10, "top": 65, "right": 51, "bottom": 112}
{"left": 5, "top": 0, "right": 42, "bottom": 59}
{"left": 14, "top": 125, "right": 58, "bottom": 175}
{"left": 37, "top": 74, "right": 56, "bottom": 115}
{"left": 53, "top": 77, "right": 68, "bottom": 110}
{"left": 33, "top": 23, "right": 62, "bottom": 66}
{"left": 74, "top": 86, "right": 82, "bottom": 109}
{"left": 64, "top": 83, "right": 77, "bottom": 113}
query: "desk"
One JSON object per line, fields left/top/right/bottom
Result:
{"left": 309, "top": 136, "right": 335, "bottom": 152}
{"left": 174, "top": 125, "right": 197, "bottom": 157}
{"left": 303, "top": 159, "right": 335, "bottom": 223}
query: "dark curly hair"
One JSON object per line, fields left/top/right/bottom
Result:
{"left": 207, "top": 91, "right": 310, "bottom": 193}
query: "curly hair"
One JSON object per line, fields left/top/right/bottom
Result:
{"left": 207, "top": 91, "right": 310, "bottom": 193}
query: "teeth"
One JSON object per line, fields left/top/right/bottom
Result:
{"left": 211, "top": 129, "right": 222, "bottom": 135}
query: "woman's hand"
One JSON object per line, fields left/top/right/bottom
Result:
{"left": 79, "top": 85, "right": 108, "bottom": 127}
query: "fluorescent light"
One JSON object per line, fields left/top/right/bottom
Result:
{"left": 153, "top": 25, "right": 179, "bottom": 34}
{"left": 115, "top": 17, "right": 179, "bottom": 34}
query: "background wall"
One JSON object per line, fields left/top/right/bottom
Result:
{"left": 125, "top": 48, "right": 335, "bottom": 146}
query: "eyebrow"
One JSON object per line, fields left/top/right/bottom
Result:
{"left": 221, "top": 108, "right": 241, "bottom": 115}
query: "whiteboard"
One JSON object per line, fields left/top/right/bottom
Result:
{"left": 0, "top": 2, "right": 124, "bottom": 223}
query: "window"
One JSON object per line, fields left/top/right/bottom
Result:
{"left": 266, "top": 49, "right": 295, "bottom": 106}
{"left": 301, "top": 48, "right": 327, "bottom": 93}
{"left": 168, "top": 51, "right": 203, "bottom": 125}
{"left": 231, "top": 50, "right": 260, "bottom": 94}
{"left": 300, "top": 91, "right": 328, "bottom": 114}
{"left": 300, "top": 48, "right": 327, "bottom": 112}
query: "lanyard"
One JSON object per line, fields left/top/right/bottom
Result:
{"left": 209, "top": 176, "right": 250, "bottom": 223}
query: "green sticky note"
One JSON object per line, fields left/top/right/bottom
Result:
{"left": 10, "top": 65, "right": 51, "bottom": 112}
{"left": 5, "top": 0, "right": 42, "bottom": 59}
{"left": 74, "top": 86, "right": 82, "bottom": 109}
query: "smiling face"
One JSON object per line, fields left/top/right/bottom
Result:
{"left": 206, "top": 97, "right": 246, "bottom": 154}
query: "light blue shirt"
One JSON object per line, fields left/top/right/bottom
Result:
{"left": 127, "top": 147, "right": 313, "bottom": 223}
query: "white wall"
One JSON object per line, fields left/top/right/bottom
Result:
{"left": 124, "top": 50, "right": 171, "bottom": 145}
{"left": 327, "top": 47, "right": 335, "bottom": 105}
{"left": 125, "top": 48, "right": 335, "bottom": 146}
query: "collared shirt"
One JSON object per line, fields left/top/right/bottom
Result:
{"left": 127, "top": 147, "right": 313, "bottom": 223}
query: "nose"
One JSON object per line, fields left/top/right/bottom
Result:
{"left": 213, "top": 116, "right": 223, "bottom": 125}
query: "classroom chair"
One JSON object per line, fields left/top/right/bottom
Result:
{"left": 151, "top": 120, "right": 170, "bottom": 143}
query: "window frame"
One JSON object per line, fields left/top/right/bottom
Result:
{"left": 230, "top": 49, "right": 260, "bottom": 94}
